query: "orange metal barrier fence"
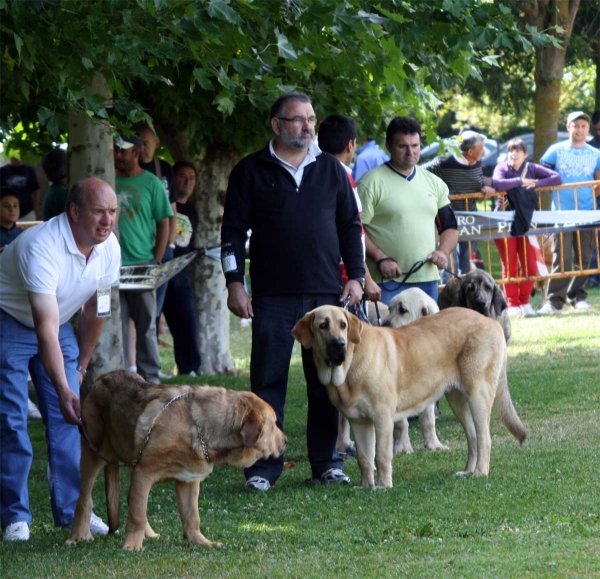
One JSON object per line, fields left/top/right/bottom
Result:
{"left": 448, "top": 180, "right": 600, "bottom": 285}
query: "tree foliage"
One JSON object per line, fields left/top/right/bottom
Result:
{"left": 1, "top": 0, "right": 555, "bottom": 155}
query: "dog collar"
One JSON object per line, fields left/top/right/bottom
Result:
{"left": 197, "top": 426, "right": 211, "bottom": 463}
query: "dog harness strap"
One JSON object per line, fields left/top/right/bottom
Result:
{"left": 80, "top": 391, "right": 193, "bottom": 468}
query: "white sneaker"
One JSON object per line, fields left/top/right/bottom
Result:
{"left": 522, "top": 304, "right": 536, "bottom": 317}
{"left": 538, "top": 302, "right": 559, "bottom": 315}
{"left": 89, "top": 512, "right": 109, "bottom": 535}
{"left": 158, "top": 370, "right": 172, "bottom": 380}
{"left": 62, "top": 512, "right": 109, "bottom": 535}
{"left": 28, "top": 399, "right": 42, "bottom": 419}
{"left": 507, "top": 306, "right": 523, "bottom": 318}
{"left": 3, "top": 521, "right": 30, "bottom": 541}
{"left": 573, "top": 300, "right": 591, "bottom": 311}
{"left": 245, "top": 476, "right": 271, "bottom": 491}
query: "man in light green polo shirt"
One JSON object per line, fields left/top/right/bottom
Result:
{"left": 358, "top": 117, "right": 458, "bottom": 304}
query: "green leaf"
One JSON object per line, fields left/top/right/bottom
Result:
{"left": 38, "top": 107, "right": 53, "bottom": 125}
{"left": 207, "top": 0, "right": 241, "bottom": 24}
{"left": 13, "top": 33, "right": 23, "bottom": 59}
{"left": 19, "top": 78, "right": 29, "bottom": 101}
{"left": 47, "top": 114, "right": 59, "bottom": 138}
{"left": 275, "top": 28, "right": 298, "bottom": 61}
{"left": 192, "top": 67, "right": 214, "bottom": 90}
{"left": 213, "top": 94, "right": 235, "bottom": 115}
{"left": 82, "top": 57, "right": 93, "bottom": 70}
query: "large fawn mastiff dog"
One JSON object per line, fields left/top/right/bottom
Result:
{"left": 292, "top": 306, "right": 526, "bottom": 488}
{"left": 66, "top": 370, "right": 286, "bottom": 550}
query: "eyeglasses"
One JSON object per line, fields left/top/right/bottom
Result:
{"left": 278, "top": 116, "right": 318, "bottom": 126}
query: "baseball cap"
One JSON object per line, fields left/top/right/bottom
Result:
{"left": 115, "top": 134, "right": 142, "bottom": 149}
{"left": 566, "top": 111, "right": 590, "bottom": 125}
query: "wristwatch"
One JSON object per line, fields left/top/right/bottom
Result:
{"left": 76, "top": 364, "right": 87, "bottom": 376}
{"left": 352, "top": 277, "right": 366, "bottom": 289}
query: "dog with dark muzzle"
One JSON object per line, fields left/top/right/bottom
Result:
{"left": 438, "top": 269, "right": 511, "bottom": 344}
{"left": 293, "top": 306, "right": 526, "bottom": 487}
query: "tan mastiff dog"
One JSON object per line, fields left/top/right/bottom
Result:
{"left": 66, "top": 370, "right": 286, "bottom": 550}
{"left": 292, "top": 306, "right": 526, "bottom": 488}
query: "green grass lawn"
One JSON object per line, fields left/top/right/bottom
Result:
{"left": 2, "top": 287, "right": 599, "bottom": 579}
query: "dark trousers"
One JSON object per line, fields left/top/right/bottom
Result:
{"left": 245, "top": 294, "right": 343, "bottom": 485}
{"left": 547, "top": 230, "right": 595, "bottom": 308}
{"left": 162, "top": 270, "right": 201, "bottom": 375}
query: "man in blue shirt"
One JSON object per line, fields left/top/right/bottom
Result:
{"left": 538, "top": 111, "right": 600, "bottom": 313}
{"left": 352, "top": 137, "right": 389, "bottom": 182}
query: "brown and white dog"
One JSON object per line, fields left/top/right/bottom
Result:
{"left": 293, "top": 306, "right": 526, "bottom": 488}
{"left": 66, "top": 370, "right": 286, "bottom": 550}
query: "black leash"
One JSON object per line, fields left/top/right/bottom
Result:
{"left": 379, "top": 259, "right": 428, "bottom": 292}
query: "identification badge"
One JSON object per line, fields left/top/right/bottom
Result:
{"left": 97, "top": 276, "right": 112, "bottom": 317}
{"left": 221, "top": 242, "right": 238, "bottom": 273}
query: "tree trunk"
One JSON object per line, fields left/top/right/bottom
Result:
{"left": 192, "top": 142, "right": 240, "bottom": 375}
{"left": 524, "top": 0, "right": 580, "bottom": 206}
{"left": 68, "top": 71, "right": 123, "bottom": 389}
{"left": 159, "top": 120, "right": 241, "bottom": 375}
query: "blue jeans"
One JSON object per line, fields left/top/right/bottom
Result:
{"left": 0, "top": 309, "right": 81, "bottom": 529}
{"left": 378, "top": 280, "right": 439, "bottom": 306}
{"left": 246, "top": 294, "right": 344, "bottom": 485}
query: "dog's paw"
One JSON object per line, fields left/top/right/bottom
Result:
{"left": 393, "top": 443, "right": 414, "bottom": 455}
{"left": 453, "top": 470, "right": 473, "bottom": 477}
{"left": 65, "top": 533, "right": 93, "bottom": 546}
{"left": 424, "top": 441, "right": 449, "bottom": 451}
{"left": 123, "top": 539, "right": 144, "bottom": 551}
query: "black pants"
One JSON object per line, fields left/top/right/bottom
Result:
{"left": 245, "top": 293, "right": 343, "bottom": 485}
{"left": 162, "top": 270, "right": 201, "bottom": 375}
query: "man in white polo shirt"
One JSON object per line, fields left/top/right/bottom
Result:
{"left": 0, "top": 177, "right": 121, "bottom": 542}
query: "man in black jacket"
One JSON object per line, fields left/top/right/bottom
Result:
{"left": 221, "top": 92, "right": 364, "bottom": 491}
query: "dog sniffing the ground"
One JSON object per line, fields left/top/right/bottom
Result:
{"left": 66, "top": 370, "right": 286, "bottom": 550}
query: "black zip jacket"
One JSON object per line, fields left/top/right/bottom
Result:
{"left": 221, "top": 143, "right": 364, "bottom": 297}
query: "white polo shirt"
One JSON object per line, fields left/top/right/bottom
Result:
{"left": 0, "top": 213, "right": 121, "bottom": 328}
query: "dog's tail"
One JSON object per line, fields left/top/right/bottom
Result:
{"left": 105, "top": 462, "right": 121, "bottom": 533}
{"left": 494, "top": 356, "right": 527, "bottom": 445}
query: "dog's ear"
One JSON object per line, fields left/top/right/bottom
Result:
{"left": 492, "top": 284, "right": 508, "bottom": 315}
{"left": 457, "top": 279, "right": 468, "bottom": 307}
{"left": 345, "top": 310, "right": 363, "bottom": 344}
{"left": 241, "top": 407, "right": 264, "bottom": 447}
{"left": 438, "top": 278, "right": 461, "bottom": 309}
{"left": 292, "top": 312, "right": 315, "bottom": 349}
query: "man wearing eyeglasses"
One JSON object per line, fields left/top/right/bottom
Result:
{"left": 221, "top": 91, "right": 364, "bottom": 491}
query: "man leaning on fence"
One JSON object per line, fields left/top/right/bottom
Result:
{"left": 537, "top": 111, "right": 600, "bottom": 314}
